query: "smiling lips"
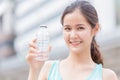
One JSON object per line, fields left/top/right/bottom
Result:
{"left": 69, "top": 41, "right": 82, "bottom": 47}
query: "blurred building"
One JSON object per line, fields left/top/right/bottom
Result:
{"left": 0, "top": 0, "right": 120, "bottom": 80}
{"left": 0, "top": 0, "right": 15, "bottom": 60}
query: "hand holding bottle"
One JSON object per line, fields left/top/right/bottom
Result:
{"left": 26, "top": 38, "right": 51, "bottom": 80}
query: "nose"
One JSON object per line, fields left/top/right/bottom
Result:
{"left": 70, "top": 30, "right": 78, "bottom": 39}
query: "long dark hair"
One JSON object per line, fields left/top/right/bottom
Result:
{"left": 61, "top": 1, "right": 103, "bottom": 65}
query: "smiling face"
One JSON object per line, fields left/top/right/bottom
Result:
{"left": 62, "top": 9, "right": 97, "bottom": 53}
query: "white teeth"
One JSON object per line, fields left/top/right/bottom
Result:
{"left": 71, "top": 42, "right": 80, "bottom": 44}
{"left": 70, "top": 41, "right": 81, "bottom": 44}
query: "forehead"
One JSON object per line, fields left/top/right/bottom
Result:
{"left": 63, "top": 9, "right": 89, "bottom": 26}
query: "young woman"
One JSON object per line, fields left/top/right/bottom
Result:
{"left": 26, "top": 1, "right": 118, "bottom": 80}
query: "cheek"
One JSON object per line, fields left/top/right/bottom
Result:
{"left": 63, "top": 32, "right": 69, "bottom": 41}
{"left": 80, "top": 31, "right": 93, "bottom": 41}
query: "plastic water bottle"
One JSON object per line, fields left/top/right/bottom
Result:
{"left": 36, "top": 26, "right": 49, "bottom": 61}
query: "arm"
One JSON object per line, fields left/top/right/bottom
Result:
{"left": 26, "top": 38, "right": 51, "bottom": 80}
{"left": 38, "top": 61, "right": 53, "bottom": 80}
{"left": 28, "top": 68, "right": 40, "bottom": 80}
{"left": 27, "top": 62, "right": 45, "bottom": 80}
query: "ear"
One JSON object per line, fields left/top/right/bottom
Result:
{"left": 92, "top": 23, "right": 99, "bottom": 36}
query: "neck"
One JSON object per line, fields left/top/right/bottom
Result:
{"left": 67, "top": 49, "right": 95, "bottom": 66}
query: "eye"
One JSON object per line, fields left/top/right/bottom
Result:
{"left": 64, "top": 27, "right": 71, "bottom": 31}
{"left": 77, "top": 27, "right": 85, "bottom": 30}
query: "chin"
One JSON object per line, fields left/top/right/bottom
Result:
{"left": 70, "top": 47, "right": 82, "bottom": 53}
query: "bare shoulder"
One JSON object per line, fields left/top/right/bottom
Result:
{"left": 102, "top": 68, "right": 118, "bottom": 80}
{"left": 38, "top": 60, "right": 55, "bottom": 80}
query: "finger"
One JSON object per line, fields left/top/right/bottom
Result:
{"left": 26, "top": 53, "right": 46, "bottom": 62}
{"left": 35, "top": 54, "right": 48, "bottom": 61}
{"left": 29, "top": 41, "right": 37, "bottom": 49}
{"left": 32, "top": 38, "right": 37, "bottom": 43}
{"left": 47, "top": 45, "right": 52, "bottom": 53}
{"left": 29, "top": 47, "right": 39, "bottom": 54}
{"left": 26, "top": 53, "right": 37, "bottom": 61}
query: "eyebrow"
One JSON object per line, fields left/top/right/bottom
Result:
{"left": 64, "top": 24, "right": 85, "bottom": 27}
{"left": 63, "top": 25, "right": 71, "bottom": 27}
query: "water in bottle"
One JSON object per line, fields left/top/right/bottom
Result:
{"left": 36, "top": 26, "right": 49, "bottom": 61}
